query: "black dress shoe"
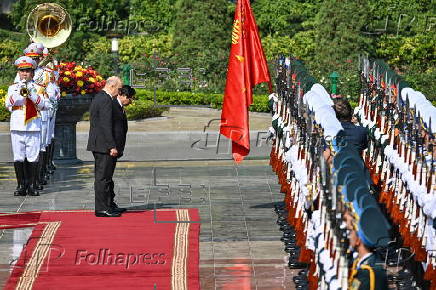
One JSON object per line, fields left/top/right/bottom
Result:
{"left": 14, "top": 185, "right": 27, "bottom": 196}
{"left": 14, "top": 191, "right": 27, "bottom": 196}
{"left": 95, "top": 210, "right": 122, "bottom": 217}
{"left": 294, "top": 280, "right": 309, "bottom": 287}
{"left": 281, "top": 236, "right": 296, "bottom": 243}
{"left": 40, "top": 178, "right": 48, "bottom": 185}
{"left": 293, "top": 276, "right": 308, "bottom": 284}
{"left": 112, "top": 207, "right": 127, "bottom": 213}
{"left": 280, "top": 225, "right": 293, "bottom": 231}
{"left": 27, "top": 187, "right": 40, "bottom": 196}
{"left": 283, "top": 232, "right": 296, "bottom": 238}
{"left": 285, "top": 246, "right": 299, "bottom": 253}
{"left": 111, "top": 202, "right": 127, "bottom": 213}
{"left": 288, "top": 261, "right": 308, "bottom": 269}
{"left": 298, "top": 269, "right": 308, "bottom": 276}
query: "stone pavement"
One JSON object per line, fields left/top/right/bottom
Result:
{"left": 0, "top": 161, "right": 298, "bottom": 289}
{"left": 0, "top": 108, "right": 298, "bottom": 289}
{"left": 0, "top": 107, "right": 273, "bottom": 162}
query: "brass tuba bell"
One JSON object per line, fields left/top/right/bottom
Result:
{"left": 26, "top": 3, "right": 72, "bottom": 48}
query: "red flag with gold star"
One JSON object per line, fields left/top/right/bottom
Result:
{"left": 220, "top": 0, "right": 272, "bottom": 163}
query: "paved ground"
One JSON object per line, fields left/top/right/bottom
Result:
{"left": 0, "top": 108, "right": 298, "bottom": 289}
{"left": 0, "top": 107, "right": 273, "bottom": 162}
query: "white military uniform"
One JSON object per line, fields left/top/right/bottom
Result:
{"left": 5, "top": 79, "right": 49, "bottom": 162}
{"left": 33, "top": 67, "right": 53, "bottom": 152}
{"left": 44, "top": 64, "right": 60, "bottom": 146}
{"left": 5, "top": 81, "right": 48, "bottom": 162}
{"left": 8, "top": 55, "right": 49, "bottom": 197}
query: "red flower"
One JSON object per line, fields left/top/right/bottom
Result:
{"left": 57, "top": 61, "right": 104, "bottom": 96}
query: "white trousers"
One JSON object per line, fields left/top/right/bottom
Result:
{"left": 40, "top": 121, "right": 48, "bottom": 151}
{"left": 11, "top": 131, "right": 41, "bottom": 162}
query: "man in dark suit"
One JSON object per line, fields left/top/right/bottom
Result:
{"left": 333, "top": 98, "right": 368, "bottom": 155}
{"left": 87, "top": 76, "right": 122, "bottom": 217}
{"left": 108, "top": 85, "right": 135, "bottom": 212}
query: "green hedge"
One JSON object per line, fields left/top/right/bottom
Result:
{"left": 81, "top": 99, "right": 168, "bottom": 121}
{"left": 133, "top": 89, "right": 269, "bottom": 112}
{"left": 125, "top": 99, "right": 169, "bottom": 120}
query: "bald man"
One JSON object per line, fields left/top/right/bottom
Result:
{"left": 87, "top": 76, "right": 123, "bottom": 217}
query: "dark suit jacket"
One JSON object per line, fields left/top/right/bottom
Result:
{"left": 86, "top": 91, "right": 116, "bottom": 153}
{"left": 341, "top": 121, "right": 368, "bottom": 155}
{"left": 111, "top": 98, "right": 128, "bottom": 157}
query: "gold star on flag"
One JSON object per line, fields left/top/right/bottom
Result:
{"left": 235, "top": 55, "right": 245, "bottom": 62}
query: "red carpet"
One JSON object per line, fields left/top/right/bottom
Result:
{"left": 1, "top": 209, "right": 200, "bottom": 290}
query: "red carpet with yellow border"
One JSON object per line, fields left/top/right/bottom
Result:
{"left": 0, "top": 209, "right": 200, "bottom": 290}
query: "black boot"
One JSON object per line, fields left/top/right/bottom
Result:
{"left": 42, "top": 151, "right": 51, "bottom": 181}
{"left": 27, "top": 162, "right": 40, "bottom": 196}
{"left": 33, "top": 153, "right": 44, "bottom": 190}
{"left": 48, "top": 139, "right": 56, "bottom": 171}
{"left": 46, "top": 144, "right": 54, "bottom": 174}
{"left": 13, "top": 162, "right": 26, "bottom": 196}
{"left": 37, "top": 152, "right": 47, "bottom": 186}
{"left": 23, "top": 159, "right": 31, "bottom": 192}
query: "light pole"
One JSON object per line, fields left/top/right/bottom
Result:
{"left": 111, "top": 37, "right": 119, "bottom": 75}
{"left": 108, "top": 34, "right": 121, "bottom": 75}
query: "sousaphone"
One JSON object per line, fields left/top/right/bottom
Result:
{"left": 26, "top": 3, "right": 72, "bottom": 49}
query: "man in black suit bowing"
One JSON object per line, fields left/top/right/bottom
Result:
{"left": 87, "top": 76, "right": 122, "bottom": 217}
{"left": 108, "top": 85, "right": 135, "bottom": 212}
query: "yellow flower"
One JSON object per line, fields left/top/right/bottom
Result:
{"left": 61, "top": 91, "right": 67, "bottom": 96}
{"left": 76, "top": 71, "right": 83, "bottom": 77}
{"left": 81, "top": 90, "right": 86, "bottom": 95}
{"left": 63, "top": 77, "right": 70, "bottom": 82}
{"left": 74, "top": 65, "right": 83, "bottom": 71}
{"left": 96, "top": 76, "right": 103, "bottom": 81}
{"left": 77, "top": 80, "right": 84, "bottom": 87}
{"left": 64, "top": 71, "right": 71, "bottom": 76}
{"left": 88, "top": 77, "right": 96, "bottom": 83}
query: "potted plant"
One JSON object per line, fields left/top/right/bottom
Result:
{"left": 54, "top": 62, "right": 105, "bottom": 161}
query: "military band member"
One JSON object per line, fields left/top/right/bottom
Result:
{"left": 43, "top": 47, "right": 60, "bottom": 173}
{"left": 5, "top": 56, "right": 49, "bottom": 196}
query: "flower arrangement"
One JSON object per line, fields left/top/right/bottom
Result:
{"left": 57, "top": 62, "right": 105, "bottom": 96}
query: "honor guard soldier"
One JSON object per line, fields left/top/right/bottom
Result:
{"left": 348, "top": 206, "right": 390, "bottom": 290}
{"left": 23, "top": 43, "right": 53, "bottom": 186}
{"left": 5, "top": 56, "right": 49, "bottom": 196}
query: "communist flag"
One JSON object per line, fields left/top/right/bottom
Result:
{"left": 24, "top": 86, "right": 39, "bottom": 124}
{"left": 220, "top": 0, "right": 272, "bottom": 163}
{"left": 24, "top": 98, "right": 38, "bottom": 124}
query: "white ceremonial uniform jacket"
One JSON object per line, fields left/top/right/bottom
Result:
{"left": 34, "top": 67, "right": 53, "bottom": 122}
{"left": 5, "top": 80, "right": 49, "bottom": 132}
{"left": 46, "top": 81, "right": 60, "bottom": 118}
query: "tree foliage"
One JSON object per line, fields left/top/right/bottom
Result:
{"left": 129, "top": 0, "right": 177, "bottom": 34}
{"left": 252, "top": 0, "right": 321, "bottom": 36}
{"left": 171, "top": 0, "right": 232, "bottom": 89}
{"left": 9, "top": 0, "right": 130, "bottom": 34}
{"left": 0, "top": 0, "right": 434, "bottom": 100}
